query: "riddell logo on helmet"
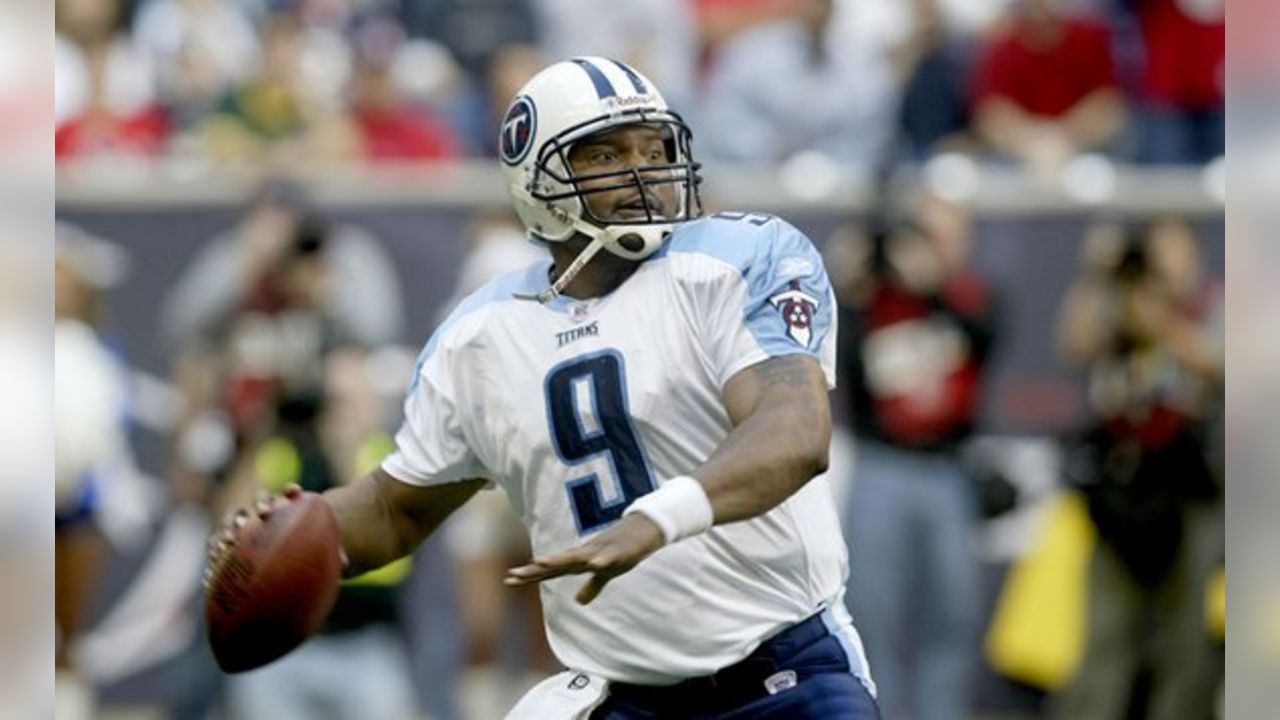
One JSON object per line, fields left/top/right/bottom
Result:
{"left": 608, "top": 95, "right": 654, "bottom": 108}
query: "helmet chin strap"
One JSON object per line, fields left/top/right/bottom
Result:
{"left": 510, "top": 187, "right": 669, "bottom": 304}
{"left": 511, "top": 225, "right": 607, "bottom": 303}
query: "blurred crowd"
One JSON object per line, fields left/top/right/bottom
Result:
{"left": 55, "top": 0, "right": 1224, "bottom": 172}
{"left": 52, "top": 1, "right": 1224, "bottom": 719}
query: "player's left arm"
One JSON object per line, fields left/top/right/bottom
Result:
{"left": 506, "top": 354, "right": 830, "bottom": 604}
{"left": 692, "top": 353, "right": 830, "bottom": 521}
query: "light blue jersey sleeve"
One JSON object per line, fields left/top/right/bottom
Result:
{"left": 667, "top": 212, "right": 837, "bottom": 388}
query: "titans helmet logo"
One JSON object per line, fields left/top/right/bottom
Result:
{"left": 501, "top": 95, "right": 537, "bottom": 166}
{"left": 769, "top": 280, "right": 820, "bottom": 348}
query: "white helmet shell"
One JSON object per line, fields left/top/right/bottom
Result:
{"left": 499, "top": 57, "right": 701, "bottom": 264}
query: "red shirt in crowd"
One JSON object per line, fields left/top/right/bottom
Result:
{"left": 839, "top": 272, "right": 998, "bottom": 450}
{"left": 1139, "top": 0, "right": 1224, "bottom": 110}
{"left": 55, "top": 105, "right": 169, "bottom": 160}
{"left": 353, "top": 105, "right": 459, "bottom": 163}
{"left": 971, "top": 17, "right": 1117, "bottom": 118}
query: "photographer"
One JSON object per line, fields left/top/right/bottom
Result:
{"left": 1052, "top": 217, "right": 1223, "bottom": 720}
{"left": 161, "top": 182, "right": 403, "bottom": 512}
{"left": 158, "top": 186, "right": 412, "bottom": 718}
{"left": 833, "top": 194, "right": 999, "bottom": 720}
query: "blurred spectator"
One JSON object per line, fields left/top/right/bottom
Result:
{"left": 132, "top": 0, "right": 260, "bottom": 133}
{"left": 934, "top": 0, "right": 1017, "bottom": 35}
{"left": 699, "top": 0, "right": 898, "bottom": 168}
{"left": 161, "top": 182, "right": 403, "bottom": 510}
{"left": 692, "top": 0, "right": 799, "bottom": 54}
{"left": 347, "top": 12, "right": 461, "bottom": 162}
{"left": 161, "top": 181, "right": 403, "bottom": 353}
{"left": 54, "top": 224, "right": 139, "bottom": 720}
{"left": 199, "top": 11, "right": 358, "bottom": 164}
{"left": 1128, "top": 0, "right": 1224, "bottom": 163}
{"left": 470, "top": 43, "right": 543, "bottom": 158}
{"left": 397, "top": 0, "right": 536, "bottom": 87}
{"left": 833, "top": 194, "right": 999, "bottom": 720}
{"left": 970, "top": 0, "right": 1126, "bottom": 178}
{"left": 533, "top": 0, "right": 699, "bottom": 115}
{"left": 277, "top": 0, "right": 364, "bottom": 114}
{"left": 1052, "top": 216, "right": 1223, "bottom": 720}
{"left": 895, "top": 0, "right": 978, "bottom": 159}
{"left": 55, "top": 0, "right": 168, "bottom": 161}
{"left": 441, "top": 210, "right": 547, "bottom": 309}
{"left": 396, "top": 0, "right": 538, "bottom": 157}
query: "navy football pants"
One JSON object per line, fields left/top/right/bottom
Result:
{"left": 589, "top": 612, "right": 881, "bottom": 720}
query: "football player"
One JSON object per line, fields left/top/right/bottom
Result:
{"left": 213, "top": 57, "right": 879, "bottom": 719}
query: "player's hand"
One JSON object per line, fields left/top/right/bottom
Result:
{"left": 503, "top": 513, "right": 665, "bottom": 605}
{"left": 203, "top": 484, "right": 303, "bottom": 589}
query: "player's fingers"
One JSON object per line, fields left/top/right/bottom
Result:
{"left": 253, "top": 496, "right": 270, "bottom": 517}
{"left": 503, "top": 568, "right": 551, "bottom": 586}
{"left": 253, "top": 491, "right": 280, "bottom": 518}
{"left": 503, "top": 561, "right": 580, "bottom": 584}
{"left": 585, "top": 546, "right": 633, "bottom": 572}
{"left": 206, "top": 535, "right": 222, "bottom": 562}
{"left": 282, "top": 484, "right": 304, "bottom": 499}
{"left": 208, "top": 525, "right": 229, "bottom": 554}
{"left": 218, "top": 507, "right": 248, "bottom": 533}
{"left": 207, "top": 537, "right": 231, "bottom": 565}
{"left": 532, "top": 544, "right": 600, "bottom": 572}
{"left": 224, "top": 509, "right": 249, "bottom": 540}
{"left": 209, "top": 508, "right": 249, "bottom": 560}
{"left": 575, "top": 573, "right": 612, "bottom": 605}
{"left": 504, "top": 547, "right": 595, "bottom": 584}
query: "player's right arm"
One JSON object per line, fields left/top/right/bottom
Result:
{"left": 318, "top": 296, "right": 500, "bottom": 575}
{"left": 324, "top": 469, "right": 486, "bottom": 577}
{"left": 210, "top": 305, "right": 491, "bottom": 579}
{"left": 206, "top": 472, "right": 485, "bottom": 580}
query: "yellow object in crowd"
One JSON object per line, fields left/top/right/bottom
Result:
{"left": 986, "top": 493, "right": 1227, "bottom": 689}
{"left": 255, "top": 437, "right": 302, "bottom": 494}
{"left": 985, "top": 491, "right": 1095, "bottom": 691}
{"left": 1205, "top": 566, "right": 1224, "bottom": 642}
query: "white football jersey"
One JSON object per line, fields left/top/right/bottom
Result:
{"left": 384, "top": 213, "right": 868, "bottom": 685}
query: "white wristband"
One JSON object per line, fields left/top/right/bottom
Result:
{"left": 623, "top": 476, "right": 714, "bottom": 545}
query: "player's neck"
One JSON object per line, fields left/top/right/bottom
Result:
{"left": 549, "top": 243, "right": 640, "bottom": 300}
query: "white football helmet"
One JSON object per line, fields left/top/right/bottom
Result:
{"left": 499, "top": 56, "right": 702, "bottom": 302}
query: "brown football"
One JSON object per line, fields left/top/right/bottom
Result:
{"left": 205, "top": 492, "right": 343, "bottom": 673}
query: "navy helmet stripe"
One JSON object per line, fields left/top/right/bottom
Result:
{"left": 571, "top": 58, "right": 616, "bottom": 99}
{"left": 608, "top": 59, "right": 648, "bottom": 94}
